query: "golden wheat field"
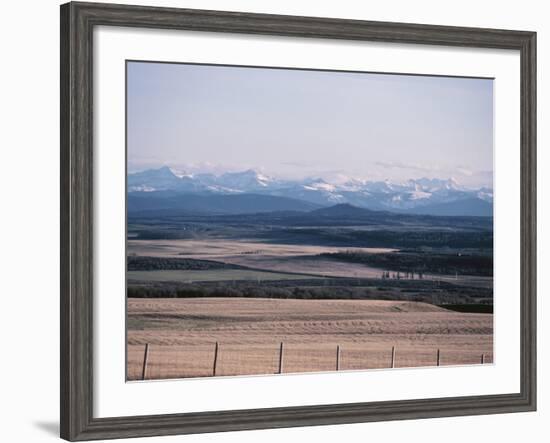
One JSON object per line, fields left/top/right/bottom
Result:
{"left": 127, "top": 297, "right": 493, "bottom": 380}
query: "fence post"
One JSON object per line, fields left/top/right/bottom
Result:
{"left": 480, "top": 353, "right": 485, "bottom": 364}
{"left": 436, "top": 349, "right": 441, "bottom": 366}
{"left": 212, "top": 341, "right": 219, "bottom": 376}
{"left": 391, "top": 346, "right": 396, "bottom": 368}
{"left": 336, "top": 345, "right": 341, "bottom": 371}
{"left": 141, "top": 343, "right": 150, "bottom": 381}
{"left": 278, "top": 342, "right": 284, "bottom": 374}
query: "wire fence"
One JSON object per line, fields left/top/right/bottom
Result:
{"left": 128, "top": 342, "right": 493, "bottom": 381}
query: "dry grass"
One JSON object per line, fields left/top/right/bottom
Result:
{"left": 127, "top": 239, "right": 492, "bottom": 286}
{"left": 128, "top": 269, "right": 322, "bottom": 283}
{"left": 127, "top": 297, "right": 493, "bottom": 380}
{"left": 127, "top": 239, "right": 396, "bottom": 259}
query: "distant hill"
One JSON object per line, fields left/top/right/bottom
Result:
{"left": 309, "top": 203, "right": 379, "bottom": 218}
{"left": 127, "top": 192, "right": 322, "bottom": 215}
{"left": 407, "top": 198, "right": 493, "bottom": 217}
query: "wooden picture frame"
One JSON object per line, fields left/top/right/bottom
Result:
{"left": 60, "top": 1, "right": 536, "bottom": 440}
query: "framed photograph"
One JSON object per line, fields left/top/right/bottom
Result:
{"left": 60, "top": 2, "right": 536, "bottom": 441}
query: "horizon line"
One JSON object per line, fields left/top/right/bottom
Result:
{"left": 127, "top": 164, "right": 493, "bottom": 190}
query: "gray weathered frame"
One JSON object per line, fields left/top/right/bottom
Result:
{"left": 60, "top": 2, "right": 536, "bottom": 441}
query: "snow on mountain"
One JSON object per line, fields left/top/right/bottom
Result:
{"left": 408, "top": 177, "right": 463, "bottom": 191}
{"left": 127, "top": 166, "right": 182, "bottom": 192}
{"left": 302, "top": 179, "right": 337, "bottom": 192}
{"left": 407, "top": 190, "right": 432, "bottom": 201}
{"left": 216, "top": 169, "right": 275, "bottom": 191}
{"left": 127, "top": 167, "right": 493, "bottom": 215}
{"left": 336, "top": 178, "right": 368, "bottom": 192}
{"left": 476, "top": 188, "right": 494, "bottom": 202}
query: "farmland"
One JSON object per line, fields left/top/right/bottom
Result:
{"left": 127, "top": 207, "right": 493, "bottom": 379}
{"left": 127, "top": 297, "right": 493, "bottom": 380}
{"left": 128, "top": 269, "right": 323, "bottom": 283}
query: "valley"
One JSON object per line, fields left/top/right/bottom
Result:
{"left": 126, "top": 169, "right": 494, "bottom": 379}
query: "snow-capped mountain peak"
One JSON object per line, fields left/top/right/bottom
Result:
{"left": 217, "top": 169, "right": 275, "bottom": 190}
{"left": 303, "top": 178, "right": 337, "bottom": 192}
{"left": 127, "top": 167, "right": 493, "bottom": 216}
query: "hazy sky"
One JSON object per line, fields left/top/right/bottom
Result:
{"left": 127, "top": 61, "right": 493, "bottom": 188}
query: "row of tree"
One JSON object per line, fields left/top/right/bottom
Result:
{"left": 381, "top": 271, "right": 424, "bottom": 280}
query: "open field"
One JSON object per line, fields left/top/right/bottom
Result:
{"left": 127, "top": 210, "right": 493, "bottom": 380}
{"left": 128, "top": 269, "right": 323, "bottom": 283}
{"left": 128, "top": 239, "right": 493, "bottom": 286}
{"left": 127, "top": 297, "right": 493, "bottom": 380}
{"left": 128, "top": 239, "right": 396, "bottom": 260}
{"left": 128, "top": 238, "right": 398, "bottom": 279}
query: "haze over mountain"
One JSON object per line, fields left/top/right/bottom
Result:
{"left": 128, "top": 191, "right": 321, "bottom": 215}
{"left": 127, "top": 167, "right": 493, "bottom": 217}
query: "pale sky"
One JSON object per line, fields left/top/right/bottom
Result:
{"left": 127, "top": 61, "right": 493, "bottom": 188}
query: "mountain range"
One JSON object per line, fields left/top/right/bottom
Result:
{"left": 127, "top": 166, "right": 493, "bottom": 217}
